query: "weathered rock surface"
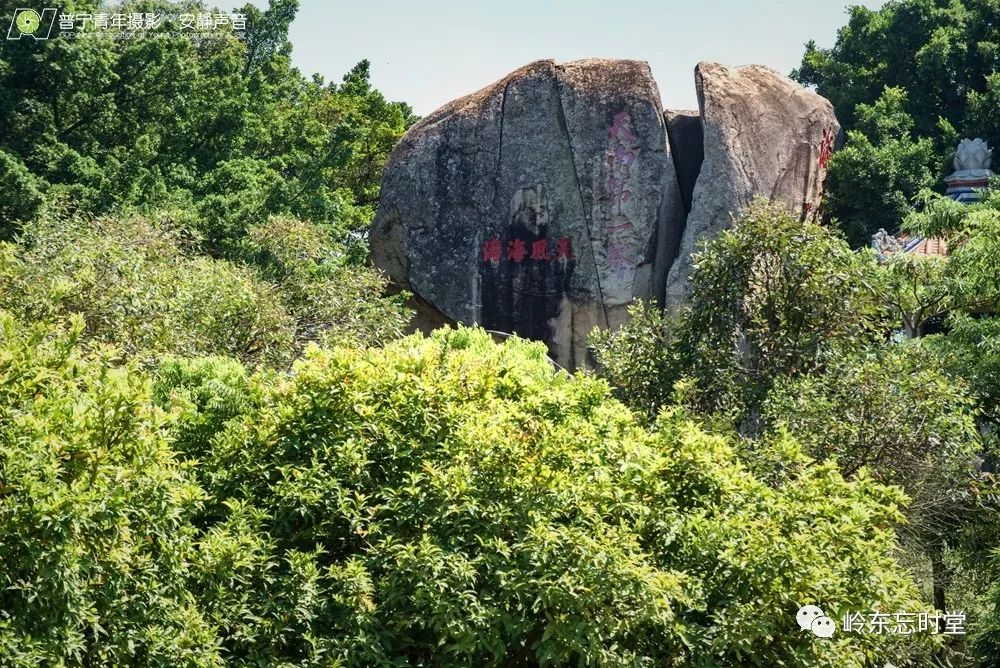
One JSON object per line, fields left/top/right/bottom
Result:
{"left": 371, "top": 58, "right": 685, "bottom": 368}
{"left": 371, "top": 58, "right": 840, "bottom": 366}
{"left": 663, "top": 62, "right": 841, "bottom": 305}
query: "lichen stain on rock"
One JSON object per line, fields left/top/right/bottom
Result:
{"left": 480, "top": 185, "right": 575, "bottom": 345}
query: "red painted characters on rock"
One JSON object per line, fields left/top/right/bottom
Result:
{"left": 482, "top": 237, "right": 502, "bottom": 262}
{"left": 507, "top": 238, "right": 527, "bottom": 263}
{"left": 554, "top": 237, "right": 574, "bottom": 260}
{"left": 605, "top": 111, "right": 639, "bottom": 211}
{"left": 818, "top": 127, "right": 835, "bottom": 171}
{"left": 481, "top": 236, "right": 573, "bottom": 264}
{"left": 608, "top": 110, "right": 639, "bottom": 143}
{"left": 530, "top": 238, "right": 549, "bottom": 261}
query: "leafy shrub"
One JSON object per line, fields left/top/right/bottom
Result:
{"left": 0, "top": 212, "right": 410, "bottom": 368}
{"left": 153, "top": 355, "right": 259, "bottom": 467}
{"left": 243, "top": 215, "right": 412, "bottom": 349}
{"left": 0, "top": 307, "right": 940, "bottom": 666}
{"left": 590, "top": 300, "right": 680, "bottom": 421}
{"left": 159, "top": 326, "right": 932, "bottom": 667}
{"left": 922, "top": 315, "right": 1000, "bottom": 430}
{"left": 763, "top": 345, "right": 979, "bottom": 487}
{"left": 592, "top": 202, "right": 886, "bottom": 429}
{"left": 762, "top": 345, "right": 983, "bottom": 608}
{"left": 0, "top": 213, "right": 294, "bottom": 366}
{"left": 0, "top": 314, "right": 221, "bottom": 666}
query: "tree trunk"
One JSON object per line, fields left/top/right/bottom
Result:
{"left": 929, "top": 543, "right": 948, "bottom": 632}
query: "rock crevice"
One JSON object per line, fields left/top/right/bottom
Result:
{"left": 371, "top": 58, "right": 840, "bottom": 368}
{"left": 663, "top": 62, "right": 841, "bottom": 305}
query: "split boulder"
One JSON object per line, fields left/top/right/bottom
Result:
{"left": 371, "top": 58, "right": 686, "bottom": 368}
{"left": 371, "top": 58, "right": 841, "bottom": 367}
{"left": 663, "top": 62, "right": 841, "bottom": 304}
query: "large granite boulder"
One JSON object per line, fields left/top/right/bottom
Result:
{"left": 371, "top": 58, "right": 685, "bottom": 368}
{"left": 663, "top": 62, "right": 841, "bottom": 305}
{"left": 371, "top": 58, "right": 841, "bottom": 365}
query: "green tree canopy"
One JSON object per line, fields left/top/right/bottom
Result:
{"left": 0, "top": 314, "right": 222, "bottom": 665}
{"left": 0, "top": 0, "right": 413, "bottom": 252}
{"left": 593, "top": 201, "right": 999, "bottom": 664}
{"left": 155, "top": 325, "right": 933, "bottom": 666}
{"left": 595, "top": 201, "right": 886, "bottom": 429}
{"left": 795, "top": 0, "right": 1000, "bottom": 244}
{"left": 794, "top": 0, "right": 1000, "bottom": 143}
{"left": 0, "top": 210, "right": 410, "bottom": 368}
{"left": 0, "top": 315, "right": 939, "bottom": 666}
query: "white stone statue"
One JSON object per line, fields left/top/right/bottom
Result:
{"left": 871, "top": 227, "right": 902, "bottom": 259}
{"left": 953, "top": 137, "right": 992, "bottom": 177}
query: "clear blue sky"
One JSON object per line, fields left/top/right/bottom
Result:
{"left": 267, "top": 0, "right": 886, "bottom": 115}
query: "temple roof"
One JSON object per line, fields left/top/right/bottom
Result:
{"left": 871, "top": 229, "right": 949, "bottom": 261}
{"left": 896, "top": 234, "right": 948, "bottom": 258}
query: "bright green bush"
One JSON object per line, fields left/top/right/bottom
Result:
{"left": 0, "top": 213, "right": 295, "bottom": 367}
{"left": 0, "top": 312, "right": 939, "bottom": 666}
{"left": 0, "top": 212, "right": 410, "bottom": 368}
{"left": 0, "top": 314, "right": 221, "bottom": 666}
{"left": 157, "top": 326, "right": 932, "bottom": 667}
{"left": 590, "top": 300, "right": 680, "bottom": 421}
{"left": 153, "top": 355, "right": 260, "bottom": 468}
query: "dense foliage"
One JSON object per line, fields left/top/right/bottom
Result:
{"left": 0, "top": 0, "right": 415, "bottom": 367}
{"left": 3, "top": 0, "right": 1000, "bottom": 665}
{"left": 0, "top": 0, "right": 413, "bottom": 253}
{"left": 592, "top": 201, "right": 1000, "bottom": 665}
{"left": 819, "top": 87, "right": 938, "bottom": 246}
{"left": 0, "top": 211, "right": 410, "bottom": 367}
{"left": 1, "top": 318, "right": 938, "bottom": 666}
{"left": 894, "top": 190, "right": 1000, "bottom": 662}
{"left": 594, "top": 201, "right": 886, "bottom": 429}
{"left": 0, "top": 315, "right": 221, "bottom": 664}
{"left": 794, "top": 0, "right": 1000, "bottom": 245}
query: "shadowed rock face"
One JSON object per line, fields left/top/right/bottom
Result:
{"left": 371, "top": 58, "right": 840, "bottom": 367}
{"left": 663, "top": 62, "right": 841, "bottom": 306}
{"left": 371, "top": 58, "right": 685, "bottom": 369}
{"left": 663, "top": 109, "right": 703, "bottom": 215}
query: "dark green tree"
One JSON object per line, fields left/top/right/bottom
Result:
{"left": 822, "top": 87, "right": 938, "bottom": 246}
{"left": 0, "top": 1, "right": 412, "bottom": 253}
{"left": 794, "top": 0, "right": 1000, "bottom": 244}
